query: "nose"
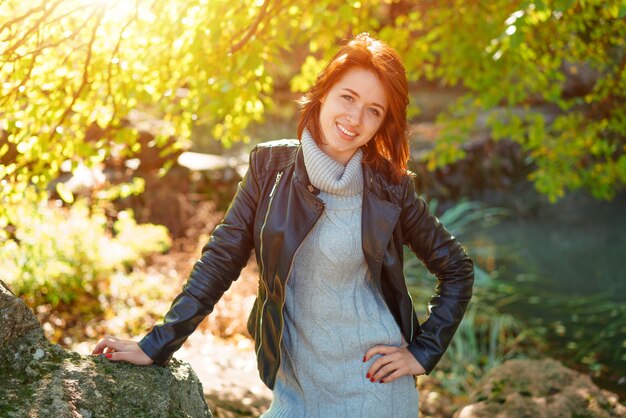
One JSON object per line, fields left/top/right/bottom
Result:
{"left": 346, "top": 106, "right": 363, "bottom": 127}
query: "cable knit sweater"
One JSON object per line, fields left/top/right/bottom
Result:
{"left": 261, "top": 131, "right": 419, "bottom": 418}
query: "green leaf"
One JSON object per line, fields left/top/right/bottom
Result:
{"left": 553, "top": 0, "right": 575, "bottom": 12}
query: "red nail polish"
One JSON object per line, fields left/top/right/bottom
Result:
{"left": 379, "top": 379, "right": 384, "bottom": 383}
{"left": 370, "top": 378, "right": 375, "bottom": 382}
{"left": 105, "top": 353, "right": 112, "bottom": 359}
{"left": 366, "top": 373, "right": 370, "bottom": 378}
{"left": 362, "top": 356, "right": 366, "bottom": 362}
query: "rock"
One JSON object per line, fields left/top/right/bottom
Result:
{"left": 417, "top": 374, "right": 462, "bottom": 418}
{"left": 0, "top": 280, "right": 211, "bottom": 418}
{"left": 455, "top": 359, "right": 626, "bottom": 418}
{"left": 0, "top": 280, "right": 45, "bottom": 346}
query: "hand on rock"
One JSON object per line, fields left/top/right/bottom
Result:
{"left": 92, "top": 335, "right": 154, "bottom": 366}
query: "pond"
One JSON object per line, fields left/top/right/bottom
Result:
{"left": 465, "top": 189, "right": 626, "bottom": 400}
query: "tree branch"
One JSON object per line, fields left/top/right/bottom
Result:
{"left": 0, "top": 1, "right": 48, "bottom": 34}
{"left": 2, "top": 19, "right": 84, "bottom": 64}
{"left": 50, "top": 6, "right": 105, "bottom": 141}
{"left": 107, "top": 0, "right": 140, "bottom": 125}
{"left": 229, "top": 0, "right": 272, "bottom": 54}
{"left": 1, "top": 0, "right": 65, "bottom": 56}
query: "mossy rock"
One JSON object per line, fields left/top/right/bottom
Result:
{"left": 455, "top": 359, "right": 626, "bottom": 418}
{"left": 0, "top": 280, "right": 211, "bottom": 418}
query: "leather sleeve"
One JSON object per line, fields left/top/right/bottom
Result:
{"left": 400, "top": 175, "right": 474, "bottom": 373}
{"left": 138, "top": 148, "right": 261, "bottom": 365}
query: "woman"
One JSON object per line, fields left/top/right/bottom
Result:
{"left": 93, "top": 33, "right": 474, "bottom": 417}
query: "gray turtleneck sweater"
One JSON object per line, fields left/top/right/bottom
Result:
{"left": 262, "top": 131, "right": 419, "bottom": 418}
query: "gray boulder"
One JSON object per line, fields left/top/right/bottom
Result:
{"left": 455, "top": 358, "right": 626, "bottom": 418}
{"left": 0, "top": 280, "right": 211, "bottom": 418}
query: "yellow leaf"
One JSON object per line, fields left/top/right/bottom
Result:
{"left": 55, "top": 182, "right": 74, "bottom": 204}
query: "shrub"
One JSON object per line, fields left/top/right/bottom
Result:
{"left": 0, "top": 197, "right": 171, "bottom": 309}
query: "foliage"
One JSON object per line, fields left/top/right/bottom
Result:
{"left": 497, "top": 275, "right": 626, "bottom": 377}
{"left": 0, "top": 0, "right": 363, "bottom": 210}
{"left": 1, "top": 0, "right": 625, "bottom": 216}
{"left": 0, "top": 192, "right": 171, "bottom": 308}
{"left": 109, "top": 209, "right": 173, "bottom": 268}
{"left": 98, "top": 269, "right": 179, "bottom": 338}
{"left": 417, "top": 0, "right": 626, "bottom": 202}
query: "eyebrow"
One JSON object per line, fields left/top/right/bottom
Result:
{"left": 341, "top": 88, "right": 386, "bottom": 112}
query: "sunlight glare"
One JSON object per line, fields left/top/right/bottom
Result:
{"left": 75, "top": 0, "right": 138, "bottom": 21}
{"left": 505, "top": 10, "right": 524, "bottom": 26}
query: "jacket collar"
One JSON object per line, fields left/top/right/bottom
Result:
{"left": 294, "top": 142, "right": 321, "bottom": 195}
{"left": 361, "top": 161, "right": 402, "bottom": 285}
{"left": 363, "top": 163, "right": 383, "bottom": 199}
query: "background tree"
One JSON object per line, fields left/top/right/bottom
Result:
{"left": 1, "top": 0, "right": 625, "bottom": 216}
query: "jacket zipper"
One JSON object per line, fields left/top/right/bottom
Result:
{"left": 256, "top": 171, "right": 283, "bottom": 359}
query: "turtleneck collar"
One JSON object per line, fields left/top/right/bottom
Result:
{"left": 301, "top": 129, "right": 363, "bottom": 196}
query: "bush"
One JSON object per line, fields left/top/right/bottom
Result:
{"left": 0, "top": 197, "right": 171, "bottom": 309}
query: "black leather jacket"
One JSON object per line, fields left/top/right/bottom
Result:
{"left": 138, "top": 140, "right": 474, "bottom": 389}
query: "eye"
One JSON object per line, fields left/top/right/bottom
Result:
{"left": 341, "top": 94, "right": 354, "bottom": 102}
{"left": 368, "top": 107, "right": 381, "bottom": 117}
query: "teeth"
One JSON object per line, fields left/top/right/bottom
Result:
{"left": 337, "top": 123, "right": 357, "bottom": 137}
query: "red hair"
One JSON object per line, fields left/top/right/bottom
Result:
{"left": 297, "top": 33, "right": 410, "bottom": 184}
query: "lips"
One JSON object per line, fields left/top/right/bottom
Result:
{"left": 336, "top": 122, "right": 358, "bottom": 138}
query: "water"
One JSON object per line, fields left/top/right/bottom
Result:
{"left": 465, "top": 189, "right": 626, "bottom": 398}
{"left": 478, "top": 190, "right": 626, "bottom": 298}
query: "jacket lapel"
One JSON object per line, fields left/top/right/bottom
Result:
{"left": 275, "top": 146, "right": 324, "bottom": 284}
{"left": 362, "top": 166, "right": 401, "bottom": 286}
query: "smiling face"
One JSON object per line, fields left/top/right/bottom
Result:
{"left": 317, "top": 67, "right": 388, "bottom": 165}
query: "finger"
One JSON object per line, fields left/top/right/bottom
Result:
{"left": 103, "top": 351, "right": 127, "bottom": 363}
{"left": 379, "top": 368, "right": 406, "bottom": 384}
{"left": 92, "top": 337, "right": 111, "bottom": 354}
{"left": 103, "top": 348, "right": 154, "bottom": 366}
{"left": 364, "top": 345, "right": 398, "bottom": 362}
{"left": 92, "top": 336, "right": 125, "bottom": 355}
{"left": 367, "top": 352, "right": 400, "bottom": 380}
{"left": 371, "top": 361, "right": 402, "bottom": 382}
{"left": 92, "top": 335, "right": 118, "bottom": 354}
